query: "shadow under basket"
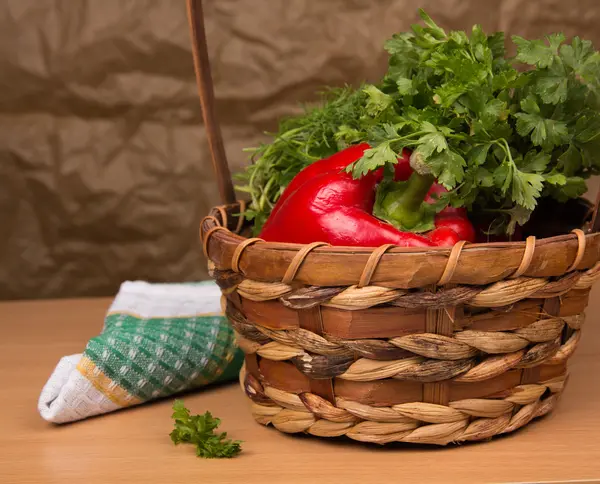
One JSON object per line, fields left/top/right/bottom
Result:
{"left": 201, "top": 202, "right": 600, "bottom": 446}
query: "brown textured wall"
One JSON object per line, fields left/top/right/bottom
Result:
{"left": 1, "top": 0, "right": 600, "bottom": 300}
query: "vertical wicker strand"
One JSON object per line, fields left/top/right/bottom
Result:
{"left": 298, "top": 306, "right": 336, "bottom": 403}
{"left": 424, "top": 242, "right": 466, "bottom": 404}
{"left": 186, "top": 0, "right": 236, "bottom": 205}
{"left": 423, "top": 285, "right": 457, "bottom": 405}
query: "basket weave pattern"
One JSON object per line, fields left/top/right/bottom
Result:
{"left": 202, "top": 203, "right": 600, "bottom": 445}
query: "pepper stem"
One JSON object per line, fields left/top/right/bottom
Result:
{"left": 380, "top": 172, "right": 435, "bottom": 230}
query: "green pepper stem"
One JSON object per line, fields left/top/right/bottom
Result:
{"left": 381, "top": 172, "right": 435, "bottom": 229}
{"left": 402, "top": 172, "right": 435, "bottom": 211}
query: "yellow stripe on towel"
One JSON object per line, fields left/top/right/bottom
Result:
{"left": 77, "top": 356, "right": 143, "bottom": 407}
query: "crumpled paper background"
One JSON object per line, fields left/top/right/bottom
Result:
{"left": 1, "top": 0, "right": 599, "bottom": 300}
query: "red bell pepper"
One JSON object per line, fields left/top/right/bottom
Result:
{"left": 259, "top": 144, "right": 475, "bottom": 247}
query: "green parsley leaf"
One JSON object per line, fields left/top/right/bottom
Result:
{"left": 434, "top": 81, "right": 469, "bottom": 107}
{"left": 491, "top": 70, "right": 519, "bottom": 91}
{"left": 416, "top": 123, "right": 448, "bottom": 158}
{"left": 513, "top": 33, "right": 564, "bottom": 68}
{"left": 512, "top": 170, "right": 545, "bottom": 210}
{"left": 561, "top": 37, "right": 600, "bottom": 88}
{"left": 544, "top": 171, "right": 567, "bottom": 185}
{"left": 428, "top": 149, "right": 466, "bottom": 188}
{"left": 514, "top": 111, "right": 568, "bottom": 149}
{"left": 468, "top": 143, "right": 492, "bottom": 166}
{"left": 561, "top": 176, "right": 588, "bottom": 198}
{"left": 462, "top": 91, "right": 507, "bottom": 130}
{"left": 507, "top": 206, "right": 534, "bottom": 235}
{"left": 348, "top": 142, "right": 397, "bottom": 178}
{"left": 545, "top": 176, "right": 587, "bottom": 202}
{"left": 560, "top": 36, "right": 595, "bottom": 71}
{"left": 417, "top": 8, "right": 446, "bottom": 39}
{"left": 363, "top": 85, "right": 394, "bottom": 117}
{"left": 535, "top": 62, "right": 570, "bottom": 105}
{"left": 334, "top": 125, "right": 364, "bottom": 145}
{"left": 558, "top": 144, "right": 583, "bottom": 176}
{"left": 520, "top": 95, "right": 541, "bottom": 114}
{"left": 519, "top": 151, "right": 551, "bottom": 173}
{"left": 548, "top": 33, "right": 567, "bottom": 52}
{"left": 475, "top": 167, "right": 495, "bottom": 187}
{"left": 536, "top": 75, "right": 568, "bottom": 105}
{"left": 488, "top": 32, "right": 506, "bottom": 59}
{"left": 493, "top": 162, "right": 513, "bottom": 195}
{"left": 574, "top": 113, "right": 600, "bottom": 143}
{"left": 482, "top": 99, "right": 506, "bottom": 122}
{"left": 449, "top": 30, "right": 469, "bottom": 46}
{"left": 513, "top": 36, "right": 555, "bottom": 68}
{"left": 396, "top": 77, "right": 418, "bottom": 96}
{"left": 514, "top": 113, "right": 540, "bottom": 138}
{"left": 170, "top": 400, "right": 242, "bottom": 459}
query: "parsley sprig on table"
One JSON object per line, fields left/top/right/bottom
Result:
{"left": 237, "top": 9, "right": 600, "bottom": 234}
{"left": 170, "top": 400, "right": 242, "bottom": 458}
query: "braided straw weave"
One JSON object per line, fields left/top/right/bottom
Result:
{"left": 201, "top": 202, "right": 600, "bottom": 445}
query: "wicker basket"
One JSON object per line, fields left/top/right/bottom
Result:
{"left": 187, "top": 0, "right": 600, "bottom": 445}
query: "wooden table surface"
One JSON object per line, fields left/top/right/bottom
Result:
{"left": 1, "top": 294, "right": 600, "bottom": 484}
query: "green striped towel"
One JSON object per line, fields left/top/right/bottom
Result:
{"left": 38, "top": 280, "right": 243, "bottom": 423}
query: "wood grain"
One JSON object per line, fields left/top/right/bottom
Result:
{"left": 242, "top": 298, "right": 298, "bottom": 329}
{"left": 1, "top": 296, "right": 600, "bottom": 484}
{"left": 322, "top": 305, "right": 425, "bottom": 339}
{"left": 335, "top": 379, "right": 423, "bottom": 407}
{"left": 560, "top": 289, "right": 591, "bottom": 316}
{"left": 241, "top": 297, "right": 428, "bottom": 337}
{"left": 459, "top": 301, "right": 543, "bottom": 331}
{"left": 240, "top": 291, "right": 586, "bottom": 338}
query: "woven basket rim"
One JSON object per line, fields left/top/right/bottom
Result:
{"left": 204, "top": 201, "right": 596, "bottom": 254}
{"left": 202, "top": 202, "right": 600, "bottom": 288}
{"left": 212, "top": 221, "right": 593, "bottom": 253}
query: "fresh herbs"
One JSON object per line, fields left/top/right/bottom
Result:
{"left": 237, "top": 9, "right": 600, "bottom": 234}
{"left": 170, "top": 400, "right": 242, "bottom": 459}
{"left": 235, "top": 87, "right": 367, "bottom": 233}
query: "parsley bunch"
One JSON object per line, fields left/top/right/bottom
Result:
{"left": 238, "top": 10, "right": 600, "bottom": 234}
{"left": 170, "top": 400, "right": 242, "bottom": 458}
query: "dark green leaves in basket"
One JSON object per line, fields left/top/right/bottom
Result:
{"left": 170, "top": 400, "right": 242, "bottom": 459}
{"left": 236, "top": 9, "right": 600, "bottom": 236}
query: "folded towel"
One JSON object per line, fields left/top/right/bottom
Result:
{"left": 38, "top": 280, "right": 243, "bottom": 424}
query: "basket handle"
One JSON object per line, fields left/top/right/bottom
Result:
{"left": 186, "top": 0, "right": 236, "bottom": 205}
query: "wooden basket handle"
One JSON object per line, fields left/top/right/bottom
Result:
{"left": 186, "top": 0, "right": 236, "bottom": 205}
